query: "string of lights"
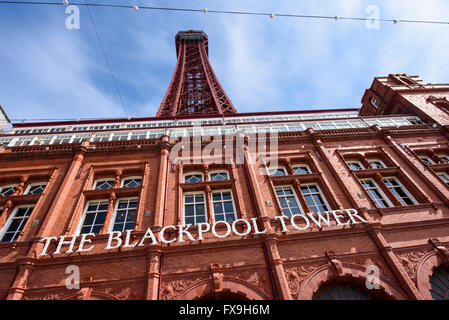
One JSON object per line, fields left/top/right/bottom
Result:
{"left": 0, "top": 1, "right": 448, "bottom": 25}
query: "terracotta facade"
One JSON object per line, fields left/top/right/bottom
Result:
{"left": 1, "top": 62, "right": 449, "bottom": 299}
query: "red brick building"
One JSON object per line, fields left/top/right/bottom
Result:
{"left": 0, "top": 31, "right": 449, "bottom": 300}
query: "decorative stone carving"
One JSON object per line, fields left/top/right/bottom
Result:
{"left": 397, "top": 249, "right": 431, "bottom": 283}
{"left": 227, "top": 270, "right": 272, "bottom": 298}
{"left": 104, "top": 287, "right": 136, "bottom": 300}
{"left": 284, "top": 264, "right": 321, "bottom": 299}
{"left": 161, "top": 277, "right": 204, "bottom": 300}
{"left": 22, "top": 293, "right": 62, "bottom": 300}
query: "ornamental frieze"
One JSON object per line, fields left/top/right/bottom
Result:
{"left": 284, "top": 264, "right": 322, "bottom": 299}
{"left": 226, "top": 269, "right": 273, "bottom": 299}
{"left": 161, "top": 276, "right": 205, "bottom": 300}
{"left": 397, "top": 249, "right": 432, "bottom": 283}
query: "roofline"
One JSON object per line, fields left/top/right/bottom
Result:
{"left": 0, "top": 105, "right": 11, "bottom": 123}
{"left": 11, "top": 107, "right": 360, "bottom": 128}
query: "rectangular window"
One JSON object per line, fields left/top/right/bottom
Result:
{"left": 300, "top": 184, "right": 330, "bottom": 214}
{"left": 1, "top": 206, "right": 34, "bottom": 242}
{"left": 360, "top": 179, "right": 391, "bottom": 208}
{"left": 111, "top": 198, "right": 138, "bottom": 232}
{"left": 79, "top": 201, "right": 109, "bottom": 235}
{"left": 111, "top": 133, "right": 129, "bottom": 141}
{"left": 34, "top": 136, "right": 53, "bottom": 145}
{"left": 131, "top": 132, "right": 147, "bottom": 140}
{"left": 0, "top": 138, "right": 11, "bottom": 146}
{"left": 371, "top": 97, "right": 380, "bottom": 108}
{"left": 92, "top": 134, "right": 111, "bottom": 142}
{"left": 71, "top": 134, "right": 90, "bottom": 143}
{"left": 184, "top": 192, "right": 206, "bottom": 225}
{"left": 52, "top": 136, "right": 72, "bottom": 145}
{"left": 382, "top": 177, "right": 417, "bottom": 206}
{"left": 212, "top": 190, "right": 237, "bottom": 222}
{"left": 275, "top": 186, "right": 302, "bottom": 216}
{"left": 16, "top": 138, "right": 33, "bottom": 146}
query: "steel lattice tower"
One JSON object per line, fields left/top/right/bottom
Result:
{"left": 156, "top": 31, "right": 237, "bottom": 117}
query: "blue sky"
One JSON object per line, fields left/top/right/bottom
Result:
{"left": 1, "top": 0, "right": 449, "bottom": 122}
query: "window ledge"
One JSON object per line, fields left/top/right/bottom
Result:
{"left": 367, "top": 202, "right": 433, "bottom": 215}
{"left": 83, "top": 187, "right": 141, "bottom": 199}
{"left": 0, "top": 193, "right": 40, "bottom": 206}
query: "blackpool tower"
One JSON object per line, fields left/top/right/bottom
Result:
{"left": 156, "top": 31, "right": 237, "bottom": 117}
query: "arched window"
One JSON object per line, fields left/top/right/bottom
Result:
{"left": 312, "top": 282, "right": 376, "bottom": 300}
{"left": 429, "top": 266, "right": 449, "bottom": 300}
{"left": 184, "top": 172, "right": 204, "bottom": 183}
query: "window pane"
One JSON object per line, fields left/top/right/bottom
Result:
{"left": 214, "top": 203, "right": 223, "bottom": 214}
{"left": 185, "top": 205, "right": 195, "bottom": 216}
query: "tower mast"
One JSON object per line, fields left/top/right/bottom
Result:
{"left": 156, "top": 31, "right": 237, "bottom": 117}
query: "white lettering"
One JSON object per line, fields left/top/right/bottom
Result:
{"left": 307, "top": 211, "right": 332, "bottom": 228}
{"left": 105, "top": 231, "right": 122, "bottom": 249}
{"left": 231, "top": 219, "right": 252, "bottom": 236}
{"left": 274, "top": 215, "right": 289, "bottom": 232}
{"left": 54, "top": 235, "right": 77, "bottom": 254}
{"left": 123, "top": 230, "right": 138, "bottom": 248}
{"left": 196, "top": 223, "right": 211, "bottom": 241}
{"left": 39, "top": 236, "right": 57, "bottom": 256}
{"left": 211, "top": 221, "right": 231, "bottom": 238}
{"left": 345, "top": 209, "right": 368, "bottom": 224}
{"left": 138, "top": 228, "right": 159, "bottom": 246}
{"left": 160, "top": 225, "right": 176, "bottom": 243}
{"left": 290, "top": 214, "right": 310, "bottom": 230}
{"left": 331, "top": 210, "right": 350, "bottom": 226}
{"left": 77, "top": 233, "right": 95, "bottom": 252}
{"left": 178, "top": 224, "right": 196, "bottom": 242}
{"left": 250, "top": 217, "right": 266, "bottom": 234}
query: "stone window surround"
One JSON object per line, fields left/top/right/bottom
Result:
{"left": 178, "top": 163, "right": 244, "bottom": 225}
{"left": 413, "top": 147, "right": 449, "bottom": 167}
{"left": 67, "top": 163, "right": 148, "bottom": 236}
{"left": 341, "top": 150, "right": 427, "bottom": 209}
{"left": 0, "top": 169, "right": 56, "bottom": 243}
{"left": 265, "top": 154, "right": 339, "bottom": 215}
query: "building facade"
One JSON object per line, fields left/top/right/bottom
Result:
{"left": 0, "top": 31, "right": 449, "bottom": 300}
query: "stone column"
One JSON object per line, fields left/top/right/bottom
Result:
{"left": 100, "top": 192, "right": 116, "bottom": 234}
{"left": 205, "top": 185, "right": 214, "bottom": 224}
{"left": 0, "top": 200, "right": 13, "bottom": 232}
{"left": 264, "top": 238, "right": 292, "bottom": 300}
{"left": 6, "top": 262, "right": 35, "bottom": 300}
{"left": 145, "top": 249, "right": 162, "bottom": 300}
{"left": 135, "top": 162, "right": 150, "bottom": 230}
{"left": 153, "top": 146, "right": 169, "bottom": 228}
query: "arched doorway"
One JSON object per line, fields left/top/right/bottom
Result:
{"left": 429, "top": 266, "right": 449, "bottom": 300}
{"left": 312, "top": 280, "right": 390, "bottom": 300}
